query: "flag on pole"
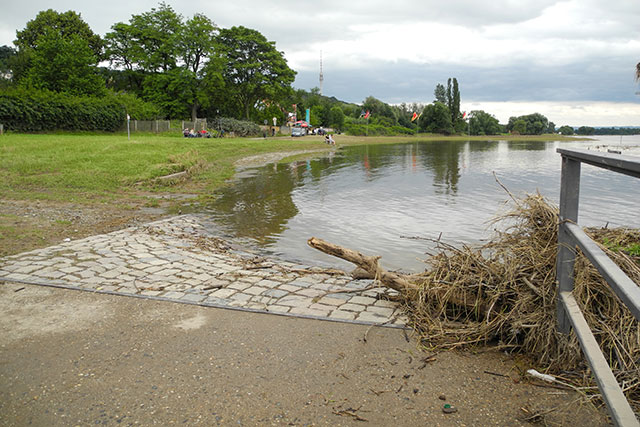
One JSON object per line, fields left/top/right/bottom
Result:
{"left": 411, "top": 112, "right": 418, "bottom": 122}
{"left": 462, "top": 111, "right": 468, "bottom": 120}
{"left": 364, "top": 110, "right": 370, "bottom": 119}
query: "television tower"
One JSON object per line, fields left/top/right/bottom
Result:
{"left": 319, "top": 50, "right": 324, "bottom": 96}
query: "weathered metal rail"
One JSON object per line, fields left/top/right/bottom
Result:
{"left": 556, "top": 148, "right": 640, "bottom": 426}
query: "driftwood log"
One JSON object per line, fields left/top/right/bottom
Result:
{"left": 307, "top": 237, "right": 489, "bottom": 313}
{"left": 307, "top": 237, "right": 418, "bottom": 293}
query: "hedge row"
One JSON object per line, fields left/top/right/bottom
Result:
{"left": 345, "top": 123, "right": 416, "bottom": 136}
{"left": 207, "top": 117, "right": 261, "bottom": 137}
{"left": 0, "top": 89, "right": 126, "bottom": 132}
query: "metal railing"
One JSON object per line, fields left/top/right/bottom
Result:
{"left": 556, "top": 148, "right": 640, "bottom": 426}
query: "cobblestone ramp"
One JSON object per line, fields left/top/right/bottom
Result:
{"left": 0, "top": 215, "right": 407, "bottom": 327}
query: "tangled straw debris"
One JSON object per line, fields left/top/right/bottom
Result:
{"left": 309, "top": 192, "right": 640, "bottom": 411}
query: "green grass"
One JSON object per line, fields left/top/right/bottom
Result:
{"left": 0, "top": 132, "right": 587, "bottom": 204}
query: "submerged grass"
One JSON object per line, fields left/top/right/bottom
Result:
{"left": 405, "top": 193, "right": 640, "bottom": 410}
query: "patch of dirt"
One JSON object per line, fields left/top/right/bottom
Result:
{"left": 0, "top": 198, "right": 173, "bottom": 257}
{"left": 234, "top": 149, "right": 330, "bottom": 169}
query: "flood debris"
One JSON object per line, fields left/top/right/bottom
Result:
{"left": 308, "top": 193, "right": 640, "bottom": 412}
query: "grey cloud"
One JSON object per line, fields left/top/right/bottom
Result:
{"left": 296, "top": 56, "right": 639, "bottom": 105}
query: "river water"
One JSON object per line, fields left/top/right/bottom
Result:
{"left": 204, "top": 136, "right": 640, "bottom": 272}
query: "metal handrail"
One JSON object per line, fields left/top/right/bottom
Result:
{"left": 556, "top": 148, "right": 640, "bottom": 426}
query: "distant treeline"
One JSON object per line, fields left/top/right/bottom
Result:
{"left": 592, "top": 127, "right": 640, "bottom": 135}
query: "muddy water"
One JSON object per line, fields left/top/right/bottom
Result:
{"left": 204, "top": 136, "right": 640, "bottom": 272}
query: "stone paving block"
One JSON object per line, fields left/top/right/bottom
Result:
{"left": 266, "top": 305, "right": 290, "bottom": 313}
{"left": 163, "top": 291, "right": 186, "bottom": 299}
{"left": 181, "top": 293, "right": 206, "bottom": 303}
{"left": 349, "top": 296, "right": 377, "bottom": 305}
{"left": 277, "top": 295, "right": 310, "bottom": 308}
{"left": 373, "top": 299, "right": 397, "bottom": 308}
{"left": 365, "top": 306, "right": 395, "bottom": 317}
{"left": 229, "top": 293, "right": 252, "bottom": 302}
{"left": 278, "top": 284, "right": 301, "bottom": 293}
{"left": 329, "top": 310, "right": 357, "bottom": 320}
{"left": 339, "top": 303, "right": 365, "bottom": 313}
{"left": 264, "top": 289, "right": 287, "bottom": 298}
{"left": 256, "top": 279, "right": 280, "bottom": 289}
{"left": 234, "top": 275, "right": 261, "bottom": 284}
{"left": 286, "top": 279, "right": 315, "bottom": 289}
{"left": 316, "top": 296, "right": 345, "bottom": 306}
{"left": 244, "top": 286, "right": 268, "bottom": 296}
{"left": 309, "top": 303, "right": 336, "bottom": 312}
{"left": 140, "top": 290, "right": 163, "bottom": 297}
{"left": 227, "top": 281, "right": 253, "bottom": 291}
{"left": 356, "top": 311, "right": 389, "bottom": 323}
{"left": 290, "top": 307, "right": 330, "bottom": 317}
{"left": 296, "top": 288, "right": 324, "bottom": 298}
{"left": 210, "top": 288, "right": 237, "bottom": 299}
{"left": 205, "top": 297, "right": 230, "bottom": 306}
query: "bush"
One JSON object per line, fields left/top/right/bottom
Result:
{"left": 0, "top": 88, "right": 125, "bottom": 132}
{"left": 207, "top": 117, "right": 261, "bottom": 137}
{"left": 345, "top": 123, "right": 414, "bottom": 136}
{"left": 105, "top": 91, "right": 162, "bottom": 120}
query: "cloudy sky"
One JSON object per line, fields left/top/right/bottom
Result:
{"left": 1, "top": 0, "right": 639, "bottom": 126}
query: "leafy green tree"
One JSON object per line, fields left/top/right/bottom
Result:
{"left": 558, "top": 125, "right": 574, "bottom": 135}
{"left": 547, "top": 121, "right": 556, "bottom": 133}
{"left": 418, "top": 102, "right": 452, "bottom": 134}
{"left": 576, "top": 126, "right": 595, "bottom": 135}
{"left": 104, "top": 23, "right": 142, "bottom": 92}
{"left": 362, "top": 96, "right": 397, "bottom": 124}
{"left": 15, "top": 9, "right": 103, "bottom": 59}
{"left": 180, "top": 14, "right": 218, "bottom": 74}
{"left": 434, "top": 83, "right": 446, "bottom": 103}
{"left": 468, "top": 110, "right": 501, "bottom": 135}
{"left": 507, "top": 113, "right": 549, "bottom": 135}
{"left": 216, "top": 26, "right": 296, "bottom": 120}
{"left": 127, "top": 3, "right": 182, "bottom": 73}
{"left": 22, "top": 32, "right": 105, "bottom": 96}
{"left": 329, "top": 106, "right": 345, "bottom": 130}
{"left": 0, "top": 45, "right": 16, "bottom": 73}
{"left": 512, "top": 119, "right": 527, "bottom": 134}
{"left": 444, "top": 78, "right": 461, "bottom": 129}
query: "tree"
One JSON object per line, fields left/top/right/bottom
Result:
{"left": 636, "top": 62, "right": 640, "bottom": 81}
{"left": 506, "top": 113, "right": 549, "bottom": 135}
{"left": 512, "top": 119, "right": 527, "bottom": 134}
{"left": 216, "top": 26, "right": 296, "bottom": 120}
{"left": 15, "top": 9, "right": 103, "bottom": 59}
{"left": 576, "top": 126, "right": 595, "bottom": 135}
{"left": 418, "top": 102, "right": 452, "bottom": 134}
{"left": 329, "top": 106, "right": 345, "bottom": 130}
{"left": 24, "top": 32, "right": 105, "bottom": 96}
{"left": 547, "top": 121, "right": 556, "bottom": 133}
{"left": 434, "top": 83, "right": 446, "bottom": 103}
{"left": 0, "top": 46, "right": 15, "bottom": 71}
{"left": 468, "top": 110, "right": 501, "bottom": 135}
{"left": 443, "top": 78, "right": 461, "bottom": 130}
{"left": 558, "top": 125, "right": 574, "bottom": 135}
{"left": 13, "top": 9, "right": 105, "bottom": 93}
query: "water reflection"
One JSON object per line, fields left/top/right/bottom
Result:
{"left": 205, "top": 137, "right": 640, "bottom": 271}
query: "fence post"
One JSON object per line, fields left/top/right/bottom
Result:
{"left": 556, "top": 155, "right": 581, "bottom": 333}
{"left": 0, "top": 124, "right": 3, "bottom": 135}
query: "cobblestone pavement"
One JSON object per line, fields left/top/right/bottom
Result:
{"left": 0, "top": 215, "right": 407, "bottom": 327}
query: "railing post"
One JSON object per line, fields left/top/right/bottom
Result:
{"left": 556, "top": 155, "right": 581, "bottom": 333}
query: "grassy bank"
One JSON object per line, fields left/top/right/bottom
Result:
{"left": 0, "top": 132, "right": 589, "bottom": 203}
{"left": 0, "top": 131, "right": 591, "bottom": 256}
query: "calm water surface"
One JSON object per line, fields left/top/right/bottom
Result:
{"left": 204, "top": 136, "right": 640, "bottom": 272}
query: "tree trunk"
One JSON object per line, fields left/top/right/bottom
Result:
{"left": 191, "top": 102, "right": 198, "bottom": 122}
{"left": 307, "top": 237, "right": 418, "bottom": 294}
{"left": 307, "top": 237, "right": 490, "bottom": 313}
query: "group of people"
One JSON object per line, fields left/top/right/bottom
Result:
{"left": 324, "top": 134, "right": 335, "bottom": 145}
{"left": 183, "top": 128, "right": 212, "bottom": 138}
